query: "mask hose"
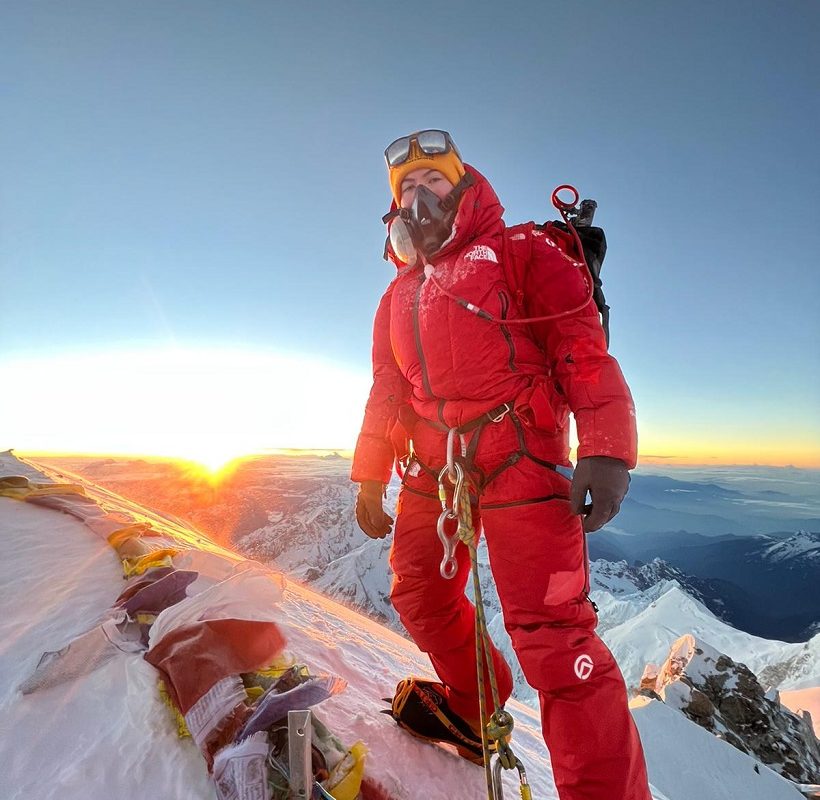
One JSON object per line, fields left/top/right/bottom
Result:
{"left": 427, "top": 183, "right": 595, "bottom": 325}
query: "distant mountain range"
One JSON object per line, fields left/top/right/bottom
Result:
{"left": 608, "top": 473, "right": 820, "bottom": 535}
{"left": 589, "top": 529, "right": 820, "bottom": 640}
{"left": 36, "top": 455, "right": 819, "bottom": 645}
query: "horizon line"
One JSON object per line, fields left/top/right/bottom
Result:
{"left": 12, "top": 448, "right": 820, "bottom": 471}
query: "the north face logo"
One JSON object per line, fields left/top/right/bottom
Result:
{"left": 574, "top": 654, "right": 594, "bottom": 680}
{"left": 464, "top": 245, "right": 498, "bottom": 263}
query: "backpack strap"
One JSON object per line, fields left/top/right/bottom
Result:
{"left": 502, "top": 219, "right": 611, "bottom": 346}
{"left": 501, "top": 222, "right": 537, "bottom": 313}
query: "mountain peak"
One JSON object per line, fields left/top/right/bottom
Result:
{"left": 645, "top": 634, "right": 820, "bottom": 785}
{"left": 761, "top": 531, "right": 820, "bottom": 564}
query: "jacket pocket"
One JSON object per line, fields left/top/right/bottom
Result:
{"left": 389, "top": 418, "right": 411, "bottom": 462}
{"left": 390, "top": 403, "right": 419, "bottom": 462}
{"left": 514, "top": 375, "right": 560, "bottom": 434}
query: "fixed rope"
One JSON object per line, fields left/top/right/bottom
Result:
{"left": 436, "top": 453, "right": 532, "bottom": 800}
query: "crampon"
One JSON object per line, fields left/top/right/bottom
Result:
{"left": 381, "top": 678, "right": 497, "bottom": 765}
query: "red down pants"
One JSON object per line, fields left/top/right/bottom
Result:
{"left": 389, "top": 415, "right": 651, "bottom": 800}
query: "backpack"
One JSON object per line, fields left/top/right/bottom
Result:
{"left": 501, "top": 219, "right": 611, "bottom": 346}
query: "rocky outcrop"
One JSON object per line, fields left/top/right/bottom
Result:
{"left": 643, "top": 634, "right": 820, "bottom": 784}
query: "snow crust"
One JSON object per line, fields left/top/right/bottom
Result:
{"left": 631, "top": 697, "right": 805, "bottom": 800}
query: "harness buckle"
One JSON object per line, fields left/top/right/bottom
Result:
{"left": 488, "top": 402, "right": 511, "bottom": 424}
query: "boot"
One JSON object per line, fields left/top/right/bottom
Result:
{"left": 384, "top": 678, "right": 486, "bottom": 764}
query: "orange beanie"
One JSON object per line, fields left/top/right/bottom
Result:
{"left": 388, "top": 139, "right": 465, "bottom": 205}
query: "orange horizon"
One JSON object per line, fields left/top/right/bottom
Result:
{"left": 16, "top": 447, "right": 820, "bottom": 471}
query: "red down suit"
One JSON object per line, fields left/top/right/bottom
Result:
{"left": 352, "top": 166, "right": 650, "bottom": 800}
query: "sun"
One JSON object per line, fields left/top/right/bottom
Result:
{"left": 203, "top": 455, "right": 234, "bottom": 473}
{"left": 171, "top": 441, "right": 253, "bottom": 482}
{"left": 174, "top": 452, "right": 246, "bottom": 486}
{"left": 188, "top": 447, "right": 243, "bottom": 474}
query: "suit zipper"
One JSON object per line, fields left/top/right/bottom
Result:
{"left": 581, "top": 531, "right": 599, "bottom": 614}
{"left": 413, "top": 276, "right": 433, "bottom": 398}
{"left": 498, "top": 290, "right": 517, "bottom": 373}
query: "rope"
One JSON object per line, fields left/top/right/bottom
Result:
{"left": 437, "top": 455, "right": 532, "bottom": 800}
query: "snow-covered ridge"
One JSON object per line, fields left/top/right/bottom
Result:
{"left": 597, "top": 581, "right": 820, "bottom": 693}
{"left": 762, "top": 531, "right": 820, "bottom": 564}
{"left": 646, "top": 634, "right": 820, "bottom": 784}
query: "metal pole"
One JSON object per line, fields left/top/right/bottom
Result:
{"left": 288, "top": 709, "right": 313, "bottom": 800}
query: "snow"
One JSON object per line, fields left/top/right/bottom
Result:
{"left": 0, "top": 451, "right": 810, "bottom": 800}
{"left": 0, "top": 499, "right": 214, "bottom": 800}
{"left": 630, "top": 696, "right": 805, "bottom": 800}
{"left": 762, "top": 531, "right": 820, "bottom": 563}
{"left": 597, "top": 583, "right": 820, "bottom": 692}
{"left": 0, "top": 457, "right": 558, "bottom": 800}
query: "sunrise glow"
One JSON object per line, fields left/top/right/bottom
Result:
{"left": 637, "top": 431, "right": 820, "bottom": 469}
{"left": 1, "top": 347, "right": 370, "bottom": 464}
{"left": 2, "top": 346, "right": 817, "bottom": 469}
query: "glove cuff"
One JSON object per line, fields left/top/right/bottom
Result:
{"left": 359, "top": 480, "right": 385, "bottom": 498}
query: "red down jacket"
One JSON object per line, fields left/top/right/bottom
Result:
{"left": 352, "top": 165, "right": 636, "bottom": 485}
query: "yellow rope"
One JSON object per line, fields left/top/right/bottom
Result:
{"left": 453, "top": 477, "right": 532, "bottom": 800}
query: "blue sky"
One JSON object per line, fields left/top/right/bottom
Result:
{"left": 1, "top": 1, "right": 818, "bottom": 465}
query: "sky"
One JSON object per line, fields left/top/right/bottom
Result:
{"left": 1, "top": 0, "right": 818, "bottom": 468}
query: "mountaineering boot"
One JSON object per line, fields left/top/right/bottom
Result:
{"left": 383, "top": 678, "right": 487, "bottom": 765}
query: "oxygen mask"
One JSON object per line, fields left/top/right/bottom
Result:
{"left": 388, "top": 184, "right": 458, "bottom": 266}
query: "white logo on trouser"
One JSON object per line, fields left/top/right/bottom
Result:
{"left": 574, "top": 654, "right": 594, "bottom": 680}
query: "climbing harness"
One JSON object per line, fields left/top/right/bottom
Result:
{"left": 435, "top": 429, "right": 533, "bottom": 800}
{"left": 406, "top": 402, "right": 561, "bottom": 505}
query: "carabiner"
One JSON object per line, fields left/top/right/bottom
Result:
{"left": 436, "top": 505, "right": 459, "bottom": 579}
{"left": 446, "top": 427, "right": 458, "bottom": 483}
{"left": 492, "top": 755, "right": 532, "bottom": 800}
{"left": 437, "top": 462, "right": 465, "bottom": 579}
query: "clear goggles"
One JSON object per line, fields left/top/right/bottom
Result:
{"left": 384, "top": 129, "right": 462, "bottom": 168}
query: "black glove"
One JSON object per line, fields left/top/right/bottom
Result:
{"left": 570, "top": 456, "right": 630, "bottom": 532}
{"left": 355, "top": 481, "right": 394, "bottom": 539}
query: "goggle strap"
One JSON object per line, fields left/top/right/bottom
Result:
{"left": 439, "top": 172, "right": 475, "bottom": 212}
